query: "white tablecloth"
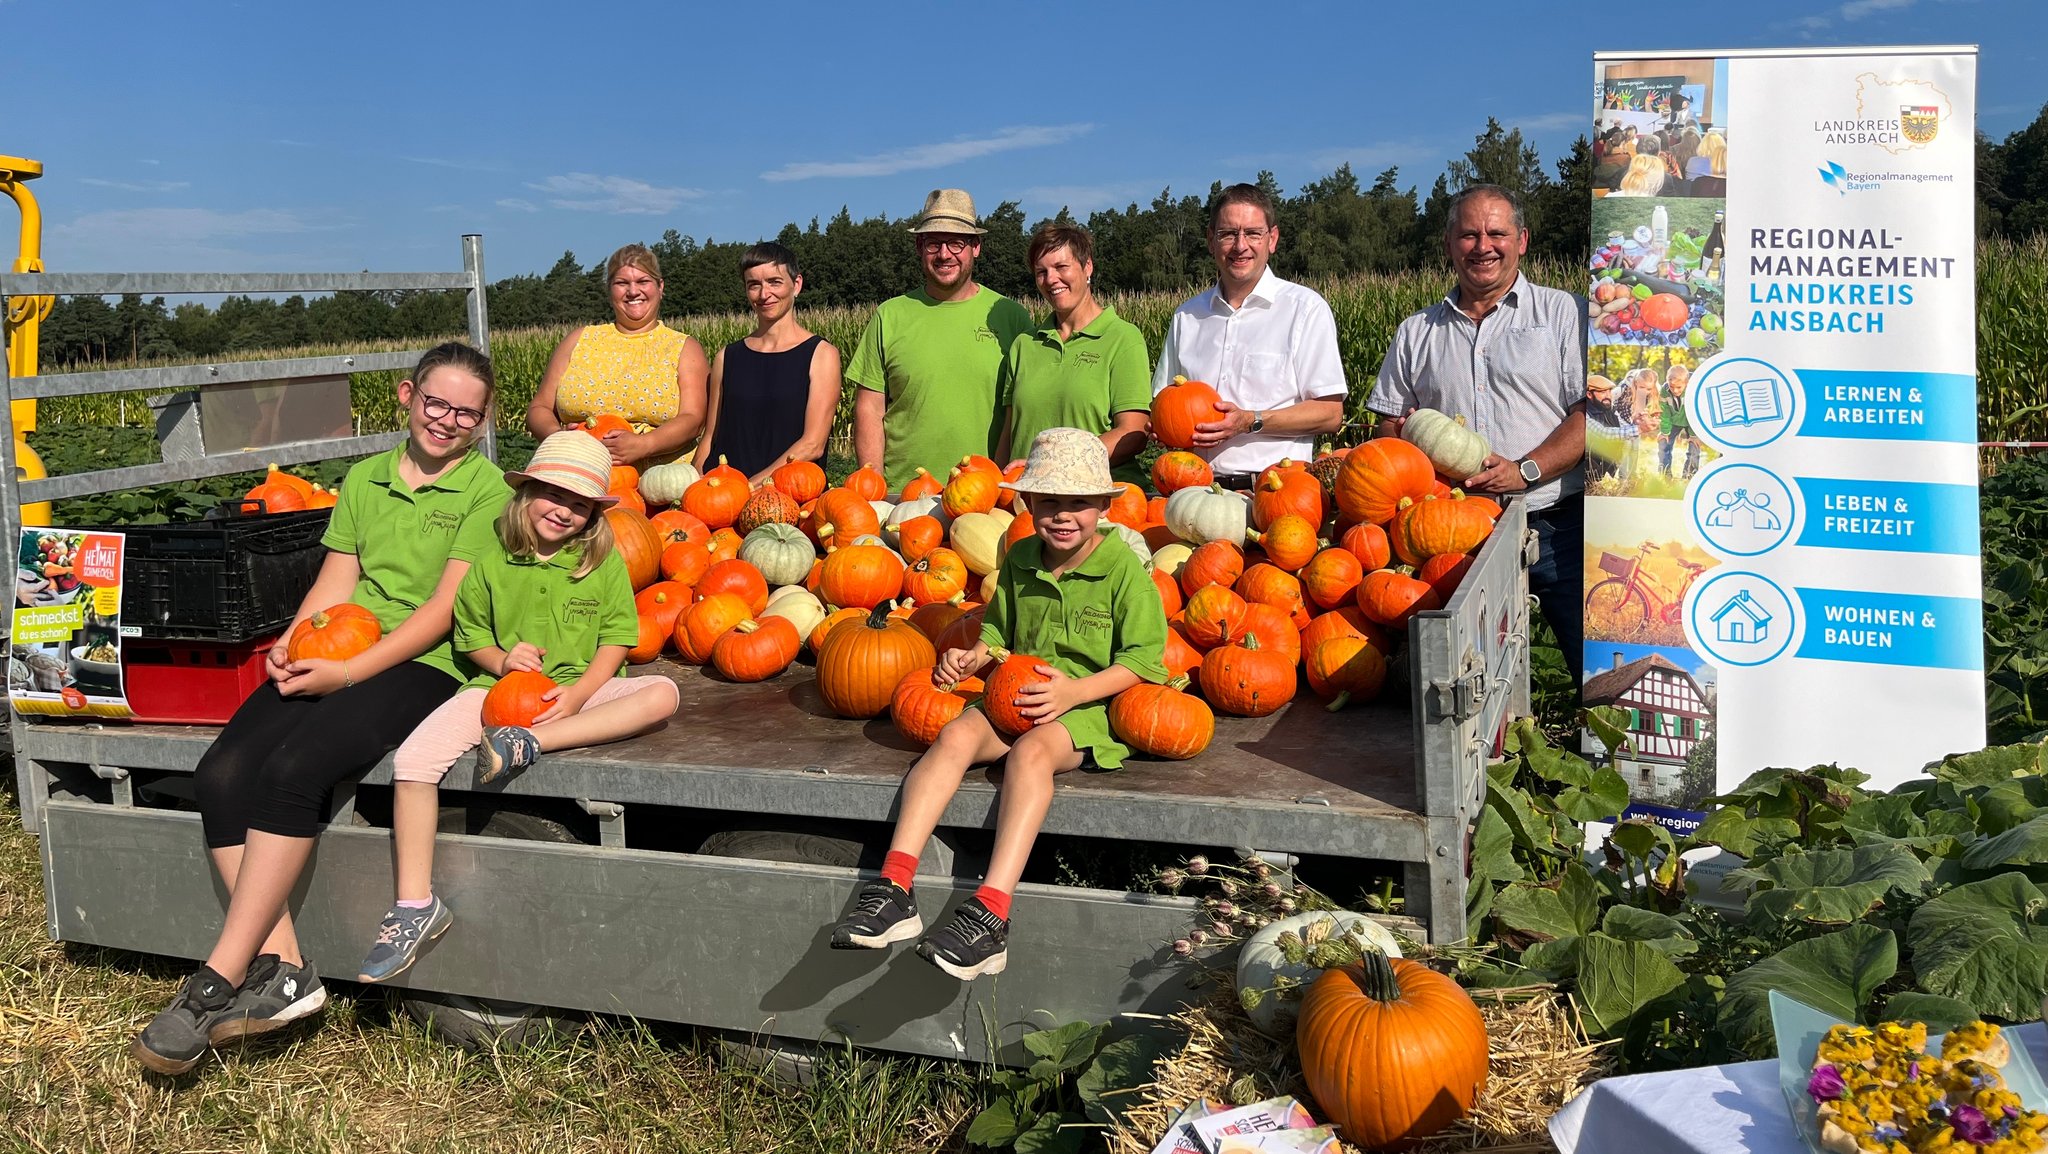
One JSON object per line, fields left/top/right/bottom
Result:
{"left": 1549, "top": 1022, "right": 2048, "bottom": 1153}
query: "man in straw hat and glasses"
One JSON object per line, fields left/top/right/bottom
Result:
{"left": 850, "top": 189, "right": 1036, "bottom": 495}
{"left": 1152, "top": 182, "right": 1347, "bottom": 484}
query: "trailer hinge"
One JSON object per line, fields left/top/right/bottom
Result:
{"left": 1427, "top": 675, "right": 1484, "bottom": 723}
{"left": 89, "top": 762, "right": 134, "bottom": 808}
{"left": 575, "top": 798, "right": 627, "bottom": 849}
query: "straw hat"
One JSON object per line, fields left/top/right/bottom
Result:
{"left": 503, "top": 431, "right": 620, "bottom": 504}
{"left": 907, "top": 189, "right": 986, "bottom": 235}
{"left": 1002, "top": 427, "right": 1121, "bottom": 498}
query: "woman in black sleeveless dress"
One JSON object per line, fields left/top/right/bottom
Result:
{"left": 694, "top": 243, "right": 842, "bottom": 483}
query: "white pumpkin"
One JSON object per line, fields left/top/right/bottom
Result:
{"left": 949, "top": 511, "right": 1007, "bottom": 576}
{"left": 761, "top": 587, "right": 827, "bottom": 640}
{"left": 980, "top": 568, "right": 999, "bottom": 603}
{"left": 883, "top": 497, "right": 947, "bottom": 548}
{"left": 1237, "top": 910, "right": 1405, "bottom": 1036}
{"left": 1164, "top": 484, "right": 1251, "bottom": 546}
{"left": 1104, "top": 523, "right": 1152, "bottom": 566}
{"left": 868, "top": 499, "right": 896, "bottom": 529}
{"left": 986, "top": 506, "right": 1015, "bottom": 533}
{"left": 1401, "top": 408, "right": 1491, "bottom": 478}
{"left": 737, "top": 523, "right": 816, "bottom": 587}
{"left": 1150, "top": 542, "right": 1193, "bottom": 578}
{"left": 638, "top": 459, "right": 700, "bottom": 506}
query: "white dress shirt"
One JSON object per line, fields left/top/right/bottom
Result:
{"left": 1151, "top": 268, "right": 1347, "bottom": 475}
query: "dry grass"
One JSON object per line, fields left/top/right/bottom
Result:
{"left": 1106, "top": 977, "right": 1610, "bottom": 1154}
{"left": 0, "top": 780, "right": 981, "bottom": 1154}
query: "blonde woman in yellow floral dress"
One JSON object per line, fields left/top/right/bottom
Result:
{"left": 527, "top": 244, "right": 709, "bottom": 466}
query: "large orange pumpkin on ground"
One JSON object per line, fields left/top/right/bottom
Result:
{"left": 815, "top": 602, "right": 937, "bottom": 718}
{"left": 604, "top": 506, "right": 665, "bottom": 590}
{"left": 1295, "top": 950, "right": 1488, "bottom": 1149}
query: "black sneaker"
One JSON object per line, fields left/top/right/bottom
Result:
{"left": 212, "top": 953, "right": 328, "bottom": 1043}
{"left": 829, "top": 880, "right": 922, "bottom": 950}
{"left": 132, "top": 966, "right": 237, "bottom": 1075}
{"left": 916, "top": 898, "right": 1009, "bottom": 980}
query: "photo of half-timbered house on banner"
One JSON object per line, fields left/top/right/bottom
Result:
{"left": 1581, "top": 648, "right": 1717, "bottom": 807}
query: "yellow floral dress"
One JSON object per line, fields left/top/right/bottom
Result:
{"left": 554, "top": 323, "right": 691, "bottom": 463}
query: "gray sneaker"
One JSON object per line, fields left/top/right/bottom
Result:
{"left": 358, "top": 897, "right": 455, "bottom": 983}
{"left": 212, "top": 953, "right": 328, "bottom": 1042}
{"left": 132, "top": 965, "right": 237, "bottom": 1075}
{"left": 477, "top": 726, "right": 541, "bottom": 784}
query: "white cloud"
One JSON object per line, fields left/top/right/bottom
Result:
{"left": 762, "top": 124, "right": 1094, "bottom": 182}
{"left": 496, "top": 197, "right": 539, "bottom": 213}
{"left": 53, "top": 206, "right": 318, "bottom": 245}
{"left": 137, "top": 158, "right": 161, "bottom": 166}
{"left": 79, "top": 178, "right": 191, "bottom": 193}
{"left": 402, "top": 155, "right": 500, "bottom": 173}
{"left": 1797, "top": 0, "right": 1916, "bottom": 29}
{"left": 523, "top": 173, "right": 701, "bottom": 215}
{"left": 46, "top": 206, "right": 335, "bottom": 268}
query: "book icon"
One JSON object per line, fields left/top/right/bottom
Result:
{"left": 1705, "top": 376, "right": 1784, "bottom": 429}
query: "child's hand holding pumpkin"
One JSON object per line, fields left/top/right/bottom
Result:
{"left": 502, "top": 642, "right": 546, "bottom": 675}
{"left": 1012, "top": 664, "right": 1080, "bottom": 724}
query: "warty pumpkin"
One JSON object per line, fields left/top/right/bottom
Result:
{"left": 734, "top": 486, "right": 802, "bottom": 537}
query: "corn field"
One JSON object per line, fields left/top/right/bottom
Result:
{"left": 29, "top": 240, "right": 2048, "bottom": 445}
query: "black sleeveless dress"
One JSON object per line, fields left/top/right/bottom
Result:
{"left": 711, "top": 334, "right": 823, "bottom": 477}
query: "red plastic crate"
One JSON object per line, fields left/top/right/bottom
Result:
{"left": 123, "top": 635, "right": 276, "bottom": 725}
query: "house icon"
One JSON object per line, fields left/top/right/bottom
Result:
{"left": 1710, "top": 590, "right": 1773, "bottom": 644}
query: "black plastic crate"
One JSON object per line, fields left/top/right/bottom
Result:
{"left": 118, "top": 509, "right": 333, "bottom": 641}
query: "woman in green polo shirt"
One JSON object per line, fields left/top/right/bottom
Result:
{"left": 994, "top": 223, "right": 1154, "bottom": 486}
{"left": 137, "top": 343, "right": 513, "bottom": 1076}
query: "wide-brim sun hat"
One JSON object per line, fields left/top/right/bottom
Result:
{"left": 1001, "top": 427, "right": 1122, "bottom": 499}
{"left": 503, "top": 430, "right": 621, "bottom": 505}
{"left": 906, "top": 188, "right": 987, "bottom": 235}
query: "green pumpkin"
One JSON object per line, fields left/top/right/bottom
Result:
{"left": 1401, "top": 408, "right": 1491, "bottom": 478}
{"left": 737, "top": 522, "right": 815, "bottom": 587}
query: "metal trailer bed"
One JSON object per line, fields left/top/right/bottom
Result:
{"left": 1, "top": 246, "right": 1530, "bottom": 1064}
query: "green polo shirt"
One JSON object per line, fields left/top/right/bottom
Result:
{"left": 1000, "top": 306, "right": 1154, "bottom": 486}
{"left": 846, "top": 286, "right": 1035, "bottom": 493}
{"left": 453, "top": 545, "right": 638, "bottom": 691}
{"left": 979, "top": 529, "right": 1168, "bottom": 767}
{"left": 321, "top": 445, "right": 512, "bottom": 681}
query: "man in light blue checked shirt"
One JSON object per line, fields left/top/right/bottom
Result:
{"left": 1366, "top": 185, "right": 1588, "bottom": 681}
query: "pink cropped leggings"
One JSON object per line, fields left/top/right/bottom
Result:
{"left": 392, "top": 676, "right": 678, "bottom": 784}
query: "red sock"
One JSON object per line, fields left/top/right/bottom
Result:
{"left": 881, "top": 851, "right": 919, "bottom": 890}
{"left": 972, "top": 885, "right": 1012, "bottom": 921}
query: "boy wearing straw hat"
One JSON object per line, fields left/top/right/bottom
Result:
{"left": 848, "top": 188, "right": 1036, "bottom": 495}
{"left": 830, "top": 428, "right": 1169, "bottom": 979}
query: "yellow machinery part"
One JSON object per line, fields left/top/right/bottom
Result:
{"left": 3, "top": 154, "right": 52, "bottom": 526}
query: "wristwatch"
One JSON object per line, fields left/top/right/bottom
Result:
{"left": 1518, "top": 458, "right": 1542, "bottom": 485}
{"left": 1249, "top": 411, "right": 1265, "bottom": 433}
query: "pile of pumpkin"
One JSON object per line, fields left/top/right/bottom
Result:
{"left": 241, "top": 464, "right": 340, "bottom": 512}
{"left": 578, "top": 383, "right": 1503, "bottom": 761}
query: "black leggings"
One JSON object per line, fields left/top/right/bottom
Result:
{"left": 193, "top": 661, "right": 460, "bottom": 849}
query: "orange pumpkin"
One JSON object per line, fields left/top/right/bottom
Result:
{"left": 1181, "top": 584, "right": 1248, "bottom": 650}
{"left": 1300, "top": 548, "right": 1366, "bottom": 610}
{"left": 940, "top": 468, "right": 1001, "bottom": 519}
{"left": 1151, "top": 376, "right": 1227, "bottom": 450}
{"left": 815, "top": 602, "right": 937, "bottom": 718}
{"left": 681, "top": 475, "right": 747, "bottom": 531}
{"left": 933, "top": 606, "right": 988, "bottom": 656}
{"left": 809, "top": 605, "right": 866, "bottom": 655}
{"left": 1151, "top": 450, "right": 1214, "bottom": 496}
{"left": 630, "top": 581, "right": 692, "bottom": 662}
{"left": 286, "top": 603, "right": 382, "bottom": 663}
{"left": 675, "top": 593, "right": 752, "bottom": 665}
{"left": 1357, "top": 569, "right": 1442, "bottom": 629}
{"left": 576, "top": 413, "right": 633, "bottom": 439}
{"left": 896, "top": 515, "right": 946, "bottom": 563}
{"left": 820, "top": 543, "right": 906, "bottom": 610}
{"left": 481, "top": 670, "right": 558, "bottom": 728}
{"left": 244, "top": 467, "right": 309, "bottom": 514}
{"left": 1005, "top": 511, "right": 1039, "bottom": 548}
{"left": 842, "top": 464, "right": 888, "bottom": 502}
{"left": 1250, "top": 513, "right": 1321, "bottom": 573}
{"left": 1295, "top": 952, "right": 1488, "bottom": 1149}
{"left": 1238, "top": 601, "right": 1303, "bottom": 666}
{"left": 980, "top": 648, "right": 1050, "bottom": 738}
{"left": 1251, "top": 469, "right": 1324, "bottom": 532}
{"left": 1162, "top": 625, "right": 1204, "bottom": 680}
{"left": 1106, "top": 483, "right": 1148, "bottom": 530}
{"left": 604, "top": 506, "right": 664, "bottom": 591}
{"left": 1306, "top": 635, "right": 1387, "bottom": 711}
{"left": 706, "top": 527, "right": 745, "bottom": 563}
{"left": 1419, "top": 552, "right": 1475, "bottom": 602}
{"left": 1150, "top": 569, "right": 1184, "bottom": 619}
{"left": 907, "top": 600, "right": 969, "bottom": 643}
{"left": 1235, "top": 563, "right": 1303, "bottom": 614}
{"left": 607, "top": 463, "right": 641, "bottom": 497}
{"left": 899, "top": 467, "right": 944, "bottom": 502}
{"left": 659, "top": 540, "right": 715, "bottom": 586}
{"left": 1200, "top": 632, "right": 1296, "bottom": 717}
{"left": 810, "top": 488, "right": 881, "bottom": 551}
{"left": 1334, "top": 438, "right": 1435, "bottom": 525}
{"left": 1179, "top": 540, "right": 1245, "bottom": 598}
{"left": 701, "top": 455, "right": 747, "bottom": 489}
{"left": 1340, "top": 522, "right": 1393, "bottom": 572}
{"left": 902, "top": 548, "right": 968, "bottom": 607}
{"left": 770, "top": 459, "right": 827, "bottom": 504}
{"left": 650, "top": 508, "right": 711, "bottom": 548}
{"left": 1108, "top": 677, "right": 1214, "bottom": 760}
{"left": 1300, "top": 604, "right": 1390, "bottom": 660}
{"left": 611, "top": 488, "right": 648, "bottom": 516}
{"left": 711, "top": 616, "right": 801, "bottom": 682}
{"left": 695, "top": 558, "right": 770, "bottom": 614}
{"left": 1398, "top": 492, "right": 1496, "bottom": 562}
{"left": 734, "top": 487, "right": 803, "bottom": 537}
{"left": 890, "top": 667, "right": 985, "bottom": 746}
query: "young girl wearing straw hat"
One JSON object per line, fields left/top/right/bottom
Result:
{"left": 829, "top": 427, "right": 1168, "bottom": 979}
{"left": 353, "top": 430, "right": 679, "bottom": 983}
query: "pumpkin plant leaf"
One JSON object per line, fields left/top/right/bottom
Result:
{"left": 1558, "top": 862, "right": 1603, "bottom": 936}
{"left": 1584, "top": 705, "right": 1632, "bottom": 757}
{"left": 1972, "top": 780, "right": 2041, "bottom": 837}
{"left": 1737, "top": 843, "right": 1931, "bottom": 927}
{"left": 966, "top": 1097, "right": 1029, "bottom": 1148}
{"left": 1961, "top": 814, "right": 2048, "bottom": 870}
{"left": 1932, "top": 741, "right": 2047, "bottom": 788}
{"left": 1882, "top": 993, "right": 1978, "bottom": 1037}
{"left": 1687, "top": 807, "right": 1803, "bottom": 858}
{"left": 1905, "top": 872, "right": 2048, "bottom": 1021}
{"left": 1022, "top": 1020, "right": 1105, "bottom": 1074}
{"left": 1519, "top": 936, "right": 1582, "bottom": 983}
{"left": 1719, "top": 925, "right": 1899, "bottom": 1057}
{"left": 1078, "top": 1032, "right": 1169, "bottom": 1127}
{"left": 1013, "top": 1113, "right": 1086, "bottom": 1154}
{"left": 1601, "top": 906, "right": 1698, "bottom": 957}
{"left": 1577, "top": 931, "right": 1687, "bottom": 1039}
{"left": 1491, "top": 883, "right": 1577, "bottom": 943}
{"left": 1555, "top": 765, "right": 1631, "bottom": 823}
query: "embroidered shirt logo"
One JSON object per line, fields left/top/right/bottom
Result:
{"left": 1074, "top": 605, "right": 1114, "bottom": 633}
{"left": 421, "top": 509, "right": 462, "bottom": 534}
{"left": 563, "top": 596, "right": 602, "bottom": 624}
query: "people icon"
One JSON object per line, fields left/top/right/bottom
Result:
{"left": 1704, "top": 488, "right": 1782, "bottom": 531}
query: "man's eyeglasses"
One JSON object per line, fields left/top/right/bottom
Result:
{"left": 919, "top": 236, "right": 973, "bottom": 255}
{"left": 418, "top": 394, "right": 486, "bottom": 429}
{"left": 1213, "top": 228, "right": 1270, "bottom": 245}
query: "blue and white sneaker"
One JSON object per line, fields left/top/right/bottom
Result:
{"left": 477, "top": 726, "right": 541, "bottom": 784}
{"left": 357, "top": 897, "right": 455, "bottom": 983}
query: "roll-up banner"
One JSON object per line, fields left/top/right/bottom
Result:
{"left": 1580, "top": 46, "right": 1981, "bottom": 823}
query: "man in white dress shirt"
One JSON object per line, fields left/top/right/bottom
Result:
{"left": 1151, "top": 183, "right": 1346, "bottom": 483}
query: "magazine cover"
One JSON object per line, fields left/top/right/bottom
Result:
{"left": 10, "top": 528, "right": 132, "bottom": 718}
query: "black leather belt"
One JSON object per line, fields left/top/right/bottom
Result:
{"left": 1213, "top": 473, "right": 1258, "bottom": 491}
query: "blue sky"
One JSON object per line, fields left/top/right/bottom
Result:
{"left": 5, "top": 0, "right": 2042, "bottom": 280}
